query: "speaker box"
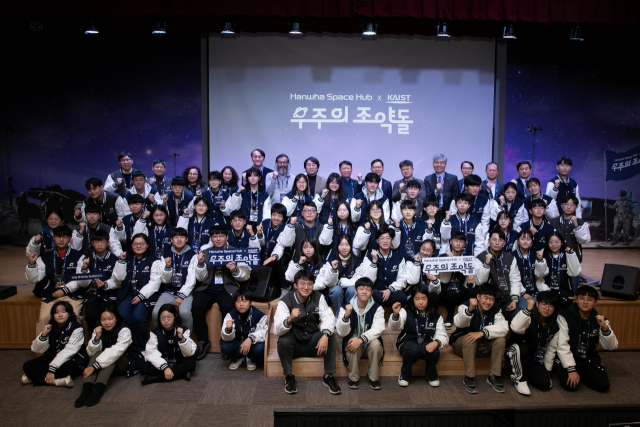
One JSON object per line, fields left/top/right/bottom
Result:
{"left": 0, "top": 286, "right": 17, "bottom": 301}
{"left": 600, "top": 264, "right": 640, "bottom": 300}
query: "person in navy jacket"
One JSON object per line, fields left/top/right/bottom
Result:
{"left": 117, "top": 194, "right": 148, "bottom": 252}
{"left": 161, "top": 177, "right": 194, "bottom": 227}
{"left": 351, "top": 172, "right": 391, "bottom": 227}
{"left": 137, "top": 205, "right": 174, "bottom": 259}
{"left": 423, "top": 154, "right": 459, "bottom": 212}
{"left": 26, "top": 208, "right": 65, "bottom": 258}
{"left": 339, "top": 160, "right": 362, "bottom": 199}
{"left": 242, "top": 148, "right": 273, "bottom": 193}
{"left": 370, "top": 159, "right": 393, "bottom": 202}
{"left": 239, "top": 167, "right": 272, "bottom": 228}
{"left": 516, "top": 199, "right": 555, "bottom": 253}
{"left": 176, "top": 197, "right": 218, "bottom": 252}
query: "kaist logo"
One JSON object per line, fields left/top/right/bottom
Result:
{"left": 386, "top": 95, "right": 412, "bottom": 103}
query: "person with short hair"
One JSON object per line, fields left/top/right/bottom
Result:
{"left": 221, "top": 166, "right": 241, "bottom": 194}
{"left": 353, "top": 200, "right": 400, "bottom": 257}
{"left": 326, "top": 235, "right": 364, "bottom": 309}
{"left": 481, "top": 210, "right": 518, "bottom": 254}
{"left": 541, "top": 231, "right": 582, "bottom": 310}
{"left": 283, "top": 238, "right": 334, "bottom": 298}
{"left": 148, "top": 159, "right": 172, "bottom": 197}
{"left": 265, "top": 154, "right": 294, "bottom": 203}
{"left": 547, "top": 157, "right": 582, "bottom": 218}
{"left": 74, "top": 177, "right": 129, "bottom": 228}
{"left": 71, "top": 202, "right": 123, "bottom": 257}
{"left": 273, "top": 270, "right": 340, "bottom": 395}
{"left": 118, "top": 194, "right": 149, "bottom": 252}
{"left": 440, "top": 194, "right": 484, "bottom": 257}
{"left": 105, "top": 151, "right": 140, "bottom": 197}
{"left": 303, "top": 156, "right": 326, "bottom": 196}
{"left": 554, "top": 285, "right": 618, "bottom": 393}
{"left": 27, "top": 209, "right": 65, "bottom": 258}
{"left": 451, "top": 284, "right": 509, "bottom": 394}
{"left": 136, "top": 205, "right": 174, "bottom": 259}
{"left": 492, "top": 182, "right": 523, "bottom": 230}
{"left": 239, "top": 167, "right": 272, "bottom": 228}
{"left": 141, "top": 304, "right": 197, "bottom": 385}
{"left": 201, "top": 171, "right": 239, "bottom": 226}
{"left": 370, "top": 159, "right": 393, "bottom": 202}
{"left": 391, "top": 179, "right": 425, "bottom": 221}
{"left": 515, "top": 177, "right": 559, "bottom": 225}
{"left": 124, "top": 171, "right": 157, "bottom": 212}
{"left": 351, "top": 172, "right": 391, "bottom": 226}
{"left": 176, "top": 196, "right": 218, "bottom": 252}
{"left": 516, "top": 198, "right": 555, "bottom": 253}
{"left": 161, "top": 177, "right": 195, "bottom": 227}
{"left": 392, "top": 159, "right": 426, "bottom": 201}
{"left": 511, "top": 229, "right": 549, "bottom": 302}
{"left": 242, "top": 149, "right": 273, "bottom": 193}
{"left": 394, "top": 200, "right": 429, "bottom": 259}
{"left": 549, "top": 195, "right": 590, "bottom": 265}
{"left": 512, "top": 161, "right": 531, "bottom": 200}
{"left": 506, "top": 291, "right": 561, "bottom": 395}
{"left": 228, "top": 210, "right": 252, "bottom": 249}
{"left": 221, "top": 289, "right": 268, "bottom": 371}
{"left": 481, "top": 162, "right": 503, "bottom": 201}
{"left": 390, "top": 283, "right": 448, "bottom": 387}
{"left": 458, "top": 161, "right": 475, "bottom": 194}
{"left": 421, "top": 197, "right": 445, "bottom": 255}
{"left": 269, "top": 200, "right": 328, "bottom": 261}
{"left": 449, "top": 174, "right": 491, "bottom": 232}
{"left": 423, "top": 154, "right": 459, "bottom": 211}
{"left": 339, "top": 160, "right": 362, "bottom": 199}
{"left": 22, "top": 301, "right": 88, "bottom": 388}
{"left": 336, "top": 277, "right": 385, "bottom": 390}
{"left": 26, "top": 225, "right": 89, "bottom": 336}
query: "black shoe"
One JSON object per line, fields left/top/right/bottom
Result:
{"left": 141, "top": 375, "right": 165, "bottom": 386}
{"left": 195, "top": 340, "right": 211, "bottom": 360}
{"left": 464, "top": 376, "right": 478, "bottom": 394}
{"left": 85, "top": 383, "right": 105, "bottom": 407}
{"left": 347, "top": 379, "right": 359, "bottom": 389}
{"left": 285, "top": 374, "right": 297, "bottom": 394}
{"left": 183, "top": 371, "right": 191, "bottom": 381}
{"left": 74, "top": 383, "right": 93, "bottom": 408}
{"left": 369, "top": 379, "right": 382, "bottom": 390}
{"left": 487, "top": 374, "right": 505, "bottom": 393}
{"left": 323, "top": 374, "right": 342, "bottom": 395}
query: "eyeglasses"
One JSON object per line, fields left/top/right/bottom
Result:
{"left": 302, "top": 209, "right": 316, "bottom": 213}
{"left": 131, "top": 242, "right": 147, "bottom": 247}
{"left": 577, "top": 296, "right": 595, "bottom": 303}
{"left": 297, "top": 282, "right": 313, "bottom": 289}
{"left": 160, "top": 316, "right": 174, "bottom": 321}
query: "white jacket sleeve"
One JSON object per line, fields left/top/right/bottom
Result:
{"left": 176, "top": 254, "right": 201, "bottom": 299}
{"left": 262, "top": 197, "right": 272, "bottom": 222}
{"left": 248, "top": 314, "right": 269, "bottom": 345}
{"left": 440, "top": 221, "right": 451, "bottom": 242}
{"left": 281, "top": 196, "right": 298, "bottom": 217}
{"left": 176, "top": 215, "right": 189, "bottom": 230}
{"left": 509, "top": 257, "right": 524, "bottom": 299}
{"left": 510, "top": 308, "right": 532, "bottom": 334}
{"left": 473, "top": 257, "right": 490, "bottom": 285}
{"left": 108, "top": 228, "right": 123, "bottom": 257}
{"left": 26, "top": 236, "right": 42, "bottom": 257}
{"left": 382, "top": 200, "right": 391, "bottom": 224}
{"left": 566, "top": 250, "right": 582, "bottom": 278}
{"left": 391, "top": 201, "right": 402, "bottom": 222}
{"left": 116, "top": 196, "right": 129, "bottom": 219}
{"left": 222, "top": 193, "right": 242, "bottom": 216}
{"left": 574, "top": 222, "right": 591, "bottom": 245}
{"left": 480, "top": 199, "right": 491, "bottom": 233}
{"left": 535, "top": 259, "right": 550, "bottom": 291}
{"left": 104, "top": 174, "right": 118, "bottom": 193}
{"left": 318, "top": 294, "right": 335, "bottom": 336}
{"left": 453, "top": 304, "right": 474, "bottom": 329}
{"left": 544, "top": 331, "right": 559, "bottom": 371}
{"left": 555, "top": 315, "right": 577, "bottom": 371}
{"left": 515, "top": 204, "right": 528, "bottom": 227}
{"left": 31, "top": 333, "right": 50, "bottom": 354}
{"left": 353, "top": 226, "right": 371, "bottom": 252}
{"left": 71, "top": 230, "right": 83, "bottom": 251}
{"left": 221, "top": 313, "right": 236, "bottom": 341}
{"left": 284, "top": 260, "right": 302, "bottom": 283}
{"left": 104, "top": 259, "right": 127, "bottom": 291}
{"left": 91, "top": 328, "right": 132, "bottom": 370}
{"left": 361, "top": 305, "right": 386, "bottom": 342}
{"left": 313, "top": 193, "right": 325, "bottom": 213}
{"left": 61, "top": 255, "right": 90, "bottom": 295}
{"left": 546, "top": 182, "right": 559, "bottom": 200}
{"left": 137, "top": 259, "right": 164, "bottom": 301}
{"left": 313, "top": 262, "right": 335, "bottom": 291}
{"left": 434, "top": 317, "right": 449, "bottom": 348}
{"left": 388, "top": 308, "right": 407, "bottom": 331}
{"left": 350, "top": 258, "right": 378, "bottom": 285}
{"left": 318, "top": 224, "right": 333, "bottom": 246}
{"left": 26, "top": 257, "right": 46, "bottom": 284}
{"left": 271, "top": 224, "right": 296, "bottom": 260}
{"left": 391, "top": 225, "right": 401, "bottom": 250}
{"left": 335, "top": 307, "right": 352, "bottom": 338}
{"left": 599, "top": 320, "right": 618, "bottom": 351}
{"left": 404, "top": 259, "right": 422, "bottom": 287}
{"left": 483, "top": 310, "right": 509, "bottom": 339}
{"left": 545, "top": 199, "right": 559, "bottom": 220}
{"left": 349, "top": 198, "right": 362, "bottom": 223}
{"left": 575, "top": 185, "right": 583, "bottom": 219}
{"left": 143, "top": 333, "right": 167, "bottom": 370}
{"left": 272, "top": 300, "right": 292, "bottom": 337}
{"left": 179, "top": 329, "right": 197, "bottom": 357}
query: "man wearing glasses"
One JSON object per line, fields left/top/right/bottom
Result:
{"left": 278, "top": 201, "right": 326, "bottom": 261}
{"left": 370, "top": 159, "right": 393, "bottom": 202}
{"left": 273, "top": 269, "right": 341, "bottom": 395}
{"left": 458, "top": 161, "right": 474, "bottom": 194}
{"left": 105, "top": 151, "right": 141, "bottom": 198}
{"left": 423, "top": 154, "right": 459, "bottom": 212}
{"left": 266, "top": 154, "right": 295, "bottom": 203}
{"left": 242, "top": 149, "right": 273, "bottom": 193}
{"left": 392, "top": 160, "right": 426, "bottom": 201}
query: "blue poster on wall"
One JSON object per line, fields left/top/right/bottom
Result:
{"left": 606, "top": 146, "right": 640, "bottom": 182}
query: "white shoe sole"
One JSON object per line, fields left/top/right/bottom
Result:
{"left": 429, "top": 380, "right": 440, "bottom": 387}
{"left": 229, "top": 359, "right": 244, "bottom": 370}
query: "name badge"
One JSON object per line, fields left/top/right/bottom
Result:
{"left": 405, "top": 240, "right": 414, "bottom": 257}
{"left": 549, "top": 276, "right": 560, "bottom": 290}
{"left": 534, "top": 345, "right": 545, "bottom": 363}
{"left": 522, "top": 277, "right": 534, "bottom": 293}
{"left": 577, "top": 337, "right": 588, "bottom": 358}
{"left": 215, "top": 270, "right": 223, "bottom": 285}
{"left": 155, "top": 246, "right": 164, "bottom": 259}
{"left": 172, "top": 272, "right": 183, "bottom": 288}
{"left": 55, "top": 274, "right": 65, "bottom": 288}
{"left": 191, "top": 240, "right": 200, "bottom": 252}
{"left": 249, "top": 209, "right": 259, "bottom": 223}
{"left": 497, "top": 276, "right": 509, "bottom": 291}
{"left": 476, "top": 339, "right": 489, "bottom": 354}
{"left": 450, "top": 281, "right": 460, "bottom": 293}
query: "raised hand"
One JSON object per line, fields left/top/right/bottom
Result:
{"left": 220, "top": 200, "right": 226, "bottom": 210}
{"left": 115, "top": 219, "right": 123, "bottom": 229}
{"left": 197, "top": 252, "right": 205, "bottom": 264}
{"left": 82, "top": 257, "right": 90, "bottom": 270}
{"left": 414, "top": 254, "right": 421, "bottom": 262}
{"left": 596, "top": 315, "right": 608, "bottom": 331}
{"left": 355, "top": 199, "right": 363, "bottom": 209}
{"left": 290, "top": 216, "right": 298, "bottom": 225}
{"left": 34, "top": 234, "right": 42, "bottom": 243}
{"left": 149, "top": 178, "right": 156, "bottom": 185}
{"left": 394, "top": 219, "right": 401, "bottom": 228}
{"left": 445, "top": 211, "right": 451, "bottom": 221}
{"left": 327, "top": 217, "right": 333, "bottom": 226}
{"left": 28, "top": 252, "right": 38, "bottom": 265}
{"left": 162, "top": 194, "right": 169, "bottom": 204}
{"left": 196, "top": 189, "right": 202, "bottom": 196}
{"left": 176, "top": 327, "right": 183, "bottom": 340}
{"left": 571, "top": 215, "right": 578, "bottom": 226}
{"left": 357, "top": 173, "right": 362, "bottom": 182}
{"left": 485, "top": 253, "right": 493, "bottom": 265}
{"left": 272, "top": 171, "right": 279, "bottom": 179}
{"left": 331, "top": 260, "right": 339, "bottom": 270}
{"left": 143, "top": 211, "right": 151, "bottom": 219}
{"left": 527, "top": 298, "right": 535, "bottom": 311}
{"left": 256, "top": 225, "right": 263, "bottom": 236}
{"left": 486, "top": 181, "right": 493, "bottom": 190}
{"left": 165, "top": 257, "right": 172, "bottom": 268}
{"left": 183, "top": 208, "right": 190, "bottom": 215}
{"left": 42, "top": 324, "right": 52, "bottom": 336}
{"left": 392, "top": 302, "right": 401, "bottom": 317}
{"left": 288, "top": 308, "right": 300, "bottom": 325}
{"left": 436, "top": 182, "right": 442, "bottom": 194}
{"left": 364, "top": 222, "right": 371, "bottom": 230}
{"left": 321, "top": 188, "right": 329, "bottom": 199}
{"left": 426, "top": 219, "right": 433, "bottom": 229}
{"left": 74, "top": 209, "right": 82, "bottom": 219}
{"left": 120, "top": 252, "right": 127, "bottom": 260}
{"left": 116, "top": 178, "right": 123, "bottom": 186}
{"left": 399, "top": 183, "right": 405, "bottom": 191}
{"left": 536, "top": 250, "right": 543, "bottom": 260}
{"left": 370, "top": 249, "right": 378, "bottom": 263}
{"left": 242, "top": 172, "right": 247, "bottom": 183}
{"left": 78, "top": 223, "right": 86, "bottom": 234}
{"left": 237, "top": 186, "right": 245, "bottom": 194}
{"left": 529, "top": 226, "right": 538, "bottom": 235}
{"left": 298, "top": 256, "right": 307, "bottom": 265}
{"left": 94, "top": 326, "right": 102, "bottom": 340}
{"left": 499, "top": 195, "right": 505, "bottom": 206}
{"left": 226, "top": 319, "right": 234, "bottom": 330}
{"left": 226, "top": 261, "right": 237, "bottom": 273}
{"left": 263, "top": 256, "right": 276, "bottom": 265}
{"left": 554, "top": 179, "right": 560, "bottom": 189}
{"left": 469, "top": 298, "right": 478, "bottom": 311}
{"left": 246, "top": 224, "right": 254, "bottom": 237}
{"left": 344, "top": 304, "right": 353, "bottom": 318}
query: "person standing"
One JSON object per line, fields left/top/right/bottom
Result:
{"left": 423, "top": 154, "right": 459, "bottom": 212}
{"left": 105, "top": 152, "right": 140, "bottom": 198}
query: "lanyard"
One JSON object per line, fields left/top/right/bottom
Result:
{"left": 551, "top": 253, "right": 563, "bottom": 277}
{"left": 456, "top": 214, "right": 468, "bottom": 236}
{"left": 154, "top": 226, "right": 166, "bottom": 247}
{"left": 251, "top": 191, "right": 258, "bottom": 209}
{"left": 340, "top": 223, "right": 349, "bottom": 235}
{"left": 53, "top": 248, "right": 69, "bottom": 274}
{"left": 480, "top": 315, "right": 486, "bottom": 329}
{"left": 401, "top": 220, "right": 415, "bottom": 236}
{"left": 416, "top": 313, "right": 428, "bottom": 337}
{"left": 193, "top": 217, "right": 205, "bottom": 243}
{"left": 237, "top": 307, "right": 253, "bottom": 338}
{"left": 278, "top": 176, "right": 290, "bottom": 192}
{"left": 172, "top": 252, "right": 185, "bottom": 272}
{"left": 131, "top": 256, "right": 146, "bottom": 281}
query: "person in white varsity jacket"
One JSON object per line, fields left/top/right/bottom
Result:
{"left": 141, "top": 304, "right": 197, "bottom": 385}
{"left": 220, "top": 289, "right": 268, "bottom": 371}
{"left": 336, "top": 277, "right": 385, "bottom": 390}
{"left": 273, "top": 270, "right": 340, "bottom": 395}
{"left": 75, "top": 177, "right": 130, "bottom": 228}
{"left": 350, "top": 172, "right": 391, "bottom": 227}
{"left": 104, "top": 151, "right": 140, "bottom": 198}
{"left": 506, "top": 291, "right": 561, "bottom": 396}
{"left": 71, "top": 202, "right": 123, "bottom": 257}
{"left": 513, "top": 178, "right": 559, "bottom": 226}
{"left": 546, "top": 157, "right": 583, "bottom": 219}
{"left": 124, "top": 171, "right": 157, "bottom": 212}
{"left": 451, "top": 284, "right": 509, "bottom": 394}
{"left": 284, "top": 238, "right": 336, "bottom": 301}
{"left": 26, "top": 208, "right": 65, "bottom": 258}
{"left": 22, "top": 301, "right": 88, "bottom": 388}
{"left": 389, "top": 283, "right": 448, "bottom": 388}
{"left": 75, "top": 306, "right": 143, "bottom": 408}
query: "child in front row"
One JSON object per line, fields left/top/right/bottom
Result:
{"left": 220, "top": 289, "right": 268, "bottom": 371}
{"left": 141, "top": 304, "right": 197, "bottom": 385}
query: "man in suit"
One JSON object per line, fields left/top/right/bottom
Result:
{"left": 392, "top": 160, "right": 426, "bottom": 202}
{"left": 481, "top": 162, "right": 504, "bottom": 202}
{"left": 370, "top": 159, "right": 393, "bottom": 202}
{"left": 423, "top": 154, "right": 459, "bottom": 212}
{"left": 512, "top": 161, "right": 531, "bottom": 200}
{"left": 304, "top": 156, "right": 326, "bottom": 196}
{"left": 242, "top": 148, "right": 273, "bottom": 193}
{"left": 458, "top": 161, "right": 474, "bottom": 194}
{"left": 339, "top": 160, "right": 362, "bottom": 199}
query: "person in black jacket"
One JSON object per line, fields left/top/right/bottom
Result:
{"left": 22, "top": 301, "right": 88, "bottom": 387}
{"left": 423, "top": 154, "right": 459, "bottom": 212}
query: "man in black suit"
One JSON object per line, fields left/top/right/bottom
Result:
{"left": 242, "top": 148, "right": 273, "bottom": 193}
{"left": 339, "top": 160, "right": 362, "bottom": 199}
{"left": 423, "top": 154, "right": 459, "bottom": 212}
{"left": 370, "top": 159, "right": 393, "bottom": 202}
{"left": 481, "top": 162, "right": 504, "bottom": 201}
{"left": 512, "top": 161, "right": 532, "bottom": 200}
{"left": 458, "top": 161, "right": 475, "bottom": 194}
{"left": 392, "top": 160, "right": 426, "bottom": 201}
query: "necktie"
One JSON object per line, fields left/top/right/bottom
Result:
{"left": 437, "top": 175, "right": 443, "bottom": 207}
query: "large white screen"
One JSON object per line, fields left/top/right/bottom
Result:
{"left": 209, "top": 33, "right": 495, "bottom": 183}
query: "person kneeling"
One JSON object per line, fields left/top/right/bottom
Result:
{"left": 506, "top": 291, "right": 561, "bottom": 395}
{"left": 450, "top": 284, "right": 509, "bottom": 394}
{"left": 22, "top": 301, "right": 88, "bottom": 388}
{"left": 555, "top": 285, "right": 618, "bottom": 393}
{"left": 389, "top": 283, "right": 448, "bottom": 388}
{"left": 220, "top": 289, "right": 268, "bottom": 371}
{"left": 273, "top": 270, "right": 340, "bottom": 395}
{"left": 75, "top": 305, "right": 143, "bottom": 408}
{"left": 141, "top": 304, "right": 197, "bottom": 385}
{"left": 336, "top": 278, "right": 385, "bottom": 390}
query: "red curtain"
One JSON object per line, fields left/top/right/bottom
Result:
{"left": 2, "top": 0, "right": 638, "bottom": 26}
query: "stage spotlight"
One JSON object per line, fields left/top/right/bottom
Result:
{"left": 221, "top": 21, "right": 236, "bottom": 34}
{"left": 503, "top": 24, "right": 517, "bottom": 39}
{"left": 570, "top": 26, "right": 584, "bottom": 41}
{"left": 29, "top": 21, "right": 43, "bottom": 33}
{"left": 85, "top": 21, "right": 99, "bottom": 35}
{"left": 152, "top": 22, "right": 166, "bottom": 34}
{"left": 436, "top": 22, "right": 450, "bottom": 37}
{"left": 288, "top": 21, "right": 304, "bottom": 35}
{"left": 362, "top": 21, "right": 377, "bottom": 36}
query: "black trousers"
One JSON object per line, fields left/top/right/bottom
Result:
{"left": 398, "top": 340, "right": 440, "bottom": 382}
{"left": 507, "top": 341, "right": 552, "bottom": 390}
{"left": 23, "top": 355, "right": 83, "bottom": 386}
{"left": 191, "top": 288, "right": 234, "bottom": 342}
{"left": 555, "top": 359, "right": 610, "bottom": 393}
{"left": 440, "top": 287, "right": 473, "bottom": 320}
{"left": 84, "top": 298, "right": 115, "bottom": 330}
{"left": 140, "top": 358, "right": 196, "bottom": 377}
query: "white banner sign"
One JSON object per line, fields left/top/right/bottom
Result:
{"left": 422, "top": 256, "right": 475, "bottom": 275}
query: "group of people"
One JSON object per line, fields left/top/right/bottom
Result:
{"left": 22, "top": 149, "right": 616, "bottom": 404}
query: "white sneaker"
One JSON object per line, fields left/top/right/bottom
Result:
{"left": 429, "top": 379, "right": 440, "bottom": 387}
{"left": 444, "top": 321, "right": 452, "bottom": 330}
{"left": 21, "top": 374, "right": 32, "bottom": 385}
{"left": 246, "top": 358, "right": 257, "bottom": 371}
{"left": 229, "top": 358, "right": 245, "bottom": 370}
{"left": 398, "top": 375, "right": 409, "bottom": 387}
{"left": 514, "top": 380, "right": 531, "bottom": 396}
{"left": 54, "top": 375, "right": 74, "bottom": 388}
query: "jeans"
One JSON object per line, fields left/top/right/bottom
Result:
{"left": 329, "top": 286, "right": 347, "bottom": 310}
{"left": 372, "top": 289, "right": 407, "bottom": 307}
{"left": 117, "top": 295, "right": 151, "bottom": 351}
{"left": 220, "top": 338, "right": 265, "bottom": 364}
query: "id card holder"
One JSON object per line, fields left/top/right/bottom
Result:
{"left": 167, "top": 358, "right": 176, "bottom": 368}
{"left": 450, "top": 282, "right": 460, "bottom": 293}
{"left": 214, "top": 195, "right": 223, "bottom": 208}
{"left": 214, "top": 269, "right": 223, "bottom": 285}
{"left": 191, "top": 240, "right": 200, "bottom": 252}
{"left": 172, "top": 271, "right": 183, "bottom": 288}
{"left": 417, "top": 335, "right": 425, "bottom": 345}
{"left": 577, "top": 337, "right": 588, "bottom": 358}
{"left": 55, "top": 273, "right": 65, "bottom": 288}
{"left": 550, "top": 276, "right": 560, "bottom": 290}
{"left": 498, "top": 276, "right": 509, "bottom": 291}
{"left": 155, "top": 246, "right": 164, "bottom": 259}
{"left": 534, "top": 345, "right": 545, "bottom": 363}
{"left": 477, "top": 339, "right": 488, "bottom": 354}
{"left": 249, "top": 209, "right": 259, "bottom": 223}
{"left": 522, "top": 277, "right": 534, "bottom": 293}
{"left": 405, "top": 240, "right": 414, "bottom": 257}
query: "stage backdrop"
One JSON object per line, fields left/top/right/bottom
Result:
{"left": 504, "top": 41, "right": 640, "bottom": 248}
{"left": 0, "top": 34, "right": 201, "bottom": 246}
{"left": 208, "top": 34, "right": 496, "bottom": 183}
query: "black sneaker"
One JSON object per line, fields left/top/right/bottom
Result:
{"left": 347, "top": 379, "right": 359, "bottom": 389}
{"left": 285, "top": 374, "right": 297, "bottom": 394}
{"left": 74, "top": 383, "right": 93, "bottom": 408}
{"left": 369, "top": 379, "right": 382, "bottom": 390}
{"left": 487, "top": 374, "right": 505, "bottom": 393}
{"left": 85, "top": 383, "right": 105, "bottom": 407}
{"left": 323, "top": 374, "right": 342, "bottom": 395}
{"left": 464, "top": 376, "right": 478, "bottom": 394}
{"left": 195, "top": 340, "right": 211, "bottom": 360}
